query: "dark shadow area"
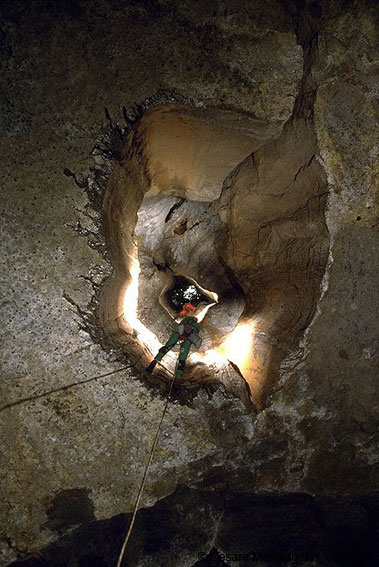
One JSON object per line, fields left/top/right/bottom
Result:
{"left": 42, "top": 489, "right": 95, "bottom": 535}
{"left": 11, "top": 489, "right": 379, "bottom": 567}
{"left": 165, "top": 275, "right": 214, "bottom": 313}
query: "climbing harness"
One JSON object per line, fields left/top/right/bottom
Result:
{"left": 116, "top": 366, "right": 176, "bottom": 567}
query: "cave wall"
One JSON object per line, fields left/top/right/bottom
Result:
{"left": 1, "top": 1, "right": 378, "bottom": 565}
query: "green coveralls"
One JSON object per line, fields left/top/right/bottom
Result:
{"left": 154, "top": 315, "right": 200, "bottom": 378}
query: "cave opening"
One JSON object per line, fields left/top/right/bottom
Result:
{"left": 100, "top": 103, "right": 330, "bottom": 409}
{"left": 164, "top": 276, "right": 212, "bottom": 313}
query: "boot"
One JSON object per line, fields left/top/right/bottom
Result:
{"left": 145, "top": 360, "right": 158, "bottom": 374}
{"left": 175, "top": 359, "right": 185, "bottom": 379}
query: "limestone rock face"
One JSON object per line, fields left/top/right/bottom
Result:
{"left": 219, "top": 118, "right": 330, "bottom": 402}
{"left": 135, "top": 195, "right": 239, "bottom": 346}
{"left": 102, "top": 110, "right": 329, "bottom": 406}
{"left": 140, "top": 106, "right": 284, "bottom": 202}
{"left": 1, "top": 1, "right": 378, "bottom": 566}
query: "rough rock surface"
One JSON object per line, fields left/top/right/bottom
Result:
{"left": 1, "top": 1, "right": 378, "bottom": 565}
{"left": 8, "top": 489, "right": 379, "bottom": 567}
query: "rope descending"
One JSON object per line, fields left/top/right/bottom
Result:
{"left": 116, "top": 369, "right": 176, "bottom": 567}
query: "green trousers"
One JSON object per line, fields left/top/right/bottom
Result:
{"left": 154, "top": 332, "right": 192, "bottom": 378}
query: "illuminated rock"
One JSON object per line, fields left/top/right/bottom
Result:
{"left": 101, "top": 111, "right": 329, "bottom": 408}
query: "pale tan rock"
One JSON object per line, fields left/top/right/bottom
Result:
{"left": 142, "top": 106, "right": 283, "bottom": 202}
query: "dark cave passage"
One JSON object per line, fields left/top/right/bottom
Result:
{"left": 164, "top": 276, "right": 214, "bottom": 313}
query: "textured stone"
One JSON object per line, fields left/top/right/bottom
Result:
{"left": 9, "top": 490, "right": 379, "bottom": 567}
{"left": 1, "top": 1, "right": 378, "bottom": 565}
{"left": 139, "top": 106, "right": 284, "bottom": 202}
{"left": 102, "top": 112, "right": 330, "bottom": 406}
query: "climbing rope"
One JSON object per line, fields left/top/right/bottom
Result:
{"left": 116, "top": 367, "right": 177, "bottom": 567}
{"left": 0, "top": 361, "right": 141, "bottom": 413}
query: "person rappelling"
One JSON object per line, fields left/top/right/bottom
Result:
{"left": 145, "top": 302, "right": 202, "bottom": 378}
{"left": 118, "top": 300, "right": 208, "bottom": 567}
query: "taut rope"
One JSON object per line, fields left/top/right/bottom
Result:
{"left": 116, "top": 369, "right": 176, "bottom": 567}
